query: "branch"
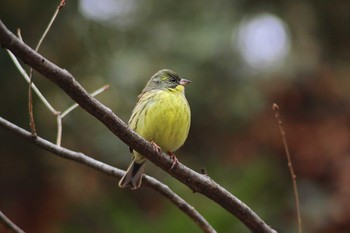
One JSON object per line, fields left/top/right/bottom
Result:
{"left": 33, "top": 0, "right": 66, "bottom": 52}
{"left": 60, "top": 85, "right": 110, "bottom": 118}
{"left": 27, "top": 0, "right": 66, "bottom": 135}
{"left": 273, "top": 104, "right": 302, "bottom": 233}
{"left": 7, "top": 48, "right": 109, "bottom": 146}
{"left": 0, "top": 211, "right": 25, "bottom": 233}
{"left": 0, "top": 116, "right": 215, "bottom": 233}
{"left": 57, "top": 84, "right": 109, "bottom": 146}
{"left": 0, "top": 20, "right": 277, "bottom": 233}
{"left": 6, "top": 49, "right": 58, "bottom": 114}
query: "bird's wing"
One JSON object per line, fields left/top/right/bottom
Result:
{"left": 127, "top": 91, "right": 157, "bottom": 154}
{"left": 128, "top": 91, "right": 157, "bottom": 131}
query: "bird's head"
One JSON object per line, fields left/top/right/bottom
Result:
{"left": 143, "top": 69, "right": 190, "bottom": 92}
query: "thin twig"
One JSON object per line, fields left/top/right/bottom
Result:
{"left": 16, "top": 29, "right": 23, "bottom": 41}
{"left": 0, "top": 21, "right": 277, "bottom": 233}
{"left": 34, "top": 0, "right": 66, "bottom": 52}
{"left": 56, "top": 85, "right": 109, "bottom": 146}
{"left": 61, "top": 85, "right": 110, "bottom": 119}
{"left": 28, "top": 79, "right": 37, "bottom": 135}
{"left": 7, "top": 49, "right": 109, "bottom": 146}
{"left": 16, "top": 28, "right": 37, "bottom": 137}
{"left": 0, "top": 211, "right": 25, "bottom": 233}
{"left": 0, "top": 116, "right": 216, "bottom": 233}
{"left": 273, "top": 103, "right": 302, "bottom": 233}
{"left": 27, "top": 0, "right": 66, "bottom": 136}
{"left": 56, "top": 113, "right": 62, "bottom": 146}
{"left": 14, "top": 1, "right": 85, "bottom": 147}
{"left": 6, "top": 50, "right": 58, "bottom": 114}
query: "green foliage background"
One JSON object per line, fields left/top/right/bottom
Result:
{"left": 1, "top": 0, "right": 350, "bottom": 232}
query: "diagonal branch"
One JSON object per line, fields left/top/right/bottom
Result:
{"left": 6, "top": 49, "right": 58, "bottom": 114}
{"left": 0, "top": 20, "right": 277, "bottom": 233}
{"left": 0, "top": 116, "right": 215, "bottom": 233}
{"left": 0, "top": 211, "right": 25, "bottom": 233}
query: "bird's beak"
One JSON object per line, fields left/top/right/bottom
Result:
{"left": 180, "top": 79, "right": 191, "bottom": 86}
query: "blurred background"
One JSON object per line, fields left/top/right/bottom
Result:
{"left": 1, "top": 0, "right": 350, "bottom": 232}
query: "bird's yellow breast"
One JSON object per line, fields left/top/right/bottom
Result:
{"left": 129, "top": 85, "right": 191, "bottom": 155}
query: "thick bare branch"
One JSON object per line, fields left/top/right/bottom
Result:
{"left": 0, "top": 20, "right": 277, "bottom": 233}
{"left": 0, "top": 116, "right": 215, "bottom": 233}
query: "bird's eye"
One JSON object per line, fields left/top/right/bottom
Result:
{"left": 169, "top": 77, "right": 177, "bottom": 83}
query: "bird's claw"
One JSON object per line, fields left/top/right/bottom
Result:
{"left": 168, "top": 151, "right": 178, "bottom": 170}
{"left": 150, "top": 141, "right": 162, "bottom": 154}
{"left": 149, "top": 142, "right": 178, "bottom": 170}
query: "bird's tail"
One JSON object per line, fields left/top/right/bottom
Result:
{"left": 118, "top": 159, "right": 146, "bottom": 190}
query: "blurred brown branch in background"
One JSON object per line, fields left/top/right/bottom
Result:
{"left": 273, "top": 103, "right": 302, "bottom": 233}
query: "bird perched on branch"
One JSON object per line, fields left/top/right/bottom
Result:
{"left": 118, "top": 69, "right": 191, "bottom": 190}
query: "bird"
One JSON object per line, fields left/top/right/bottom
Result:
{"left": 118, "top": 69, "right": 191, "bottom": 190}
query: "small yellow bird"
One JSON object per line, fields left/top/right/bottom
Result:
{"left": 119, "top": 69, "right": 191, "bottom": 190}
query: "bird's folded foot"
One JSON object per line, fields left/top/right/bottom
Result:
{"left": 167, "top": 151, "right": 178, "bottom": 170}
{"left": 150, "top": 141, "right": 162, "bottom": 154}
